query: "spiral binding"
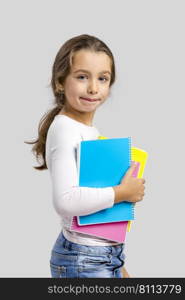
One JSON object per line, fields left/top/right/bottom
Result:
{"left": 128, "top": 136, "right": 135, "bottom": 219}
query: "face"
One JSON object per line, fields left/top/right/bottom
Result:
{"left": 59, "top": 50, "right": 112, "bottom": 113}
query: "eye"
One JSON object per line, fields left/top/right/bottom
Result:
{"left": 76, "top": 75, "right": 110, "bottom": 82}
{"left": 99, "top": 76, "right": 109, "bottom": 82}
{"left": 77, "top": 75, "right": 87, "bottom": 80}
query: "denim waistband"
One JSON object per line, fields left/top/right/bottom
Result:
{"left": 59, "top": 232, "right": 124, "bottom": 256}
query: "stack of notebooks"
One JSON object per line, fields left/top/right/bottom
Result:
{"left": 70, "top": 136, "right": 148, "bottom": 243}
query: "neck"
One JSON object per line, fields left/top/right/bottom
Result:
{"left": 59, "top": 105, "right": 95, "bottom": 127}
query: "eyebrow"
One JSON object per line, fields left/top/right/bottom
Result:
{"left": 73, "top": 69, "right": 111, "bottom": 75}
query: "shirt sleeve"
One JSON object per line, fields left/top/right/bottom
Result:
{"left": 48, "top": 122, "right": 115, "bottom": 217}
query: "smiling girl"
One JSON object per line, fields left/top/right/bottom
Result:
{"left": 26, "top": 34, "right": 145, "bottom": 278}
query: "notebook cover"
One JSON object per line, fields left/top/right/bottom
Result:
{"left": 71, "top": 216, "right": 128, "bottom": 243}
{"left": 77, "top": 137, "right": 134, "bottom": 225}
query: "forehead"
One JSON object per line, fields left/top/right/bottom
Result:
{"left": 71, "top": 50, "right": 111, "bottom": 73}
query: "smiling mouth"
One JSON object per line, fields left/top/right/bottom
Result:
{"left": 80, "top": 97, "right": 100, "bottom": 102}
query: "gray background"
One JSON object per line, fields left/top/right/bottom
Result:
{"left": 0, "top": 0, "right": 184, "bottom": 277}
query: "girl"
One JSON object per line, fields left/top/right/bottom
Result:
{"left": 26, "top": 34, "right": 145, "bottom": 278}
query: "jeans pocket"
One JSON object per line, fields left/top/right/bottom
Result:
{"left": 50, "top": 262, "right": 67, "bottom": 278}
{"left": 78, "top": 254, "right": 113, "bottom": 277}
{"left": 83, "top": 254, "right": 111, "bottom": 268}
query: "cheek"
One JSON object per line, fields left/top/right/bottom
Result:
{"left": 102, "top": 86, "right": 110, "bottom": 98}
{"left": 67, "top": 81, "right": 84, "bottom": 97}
{"left": 65, "top": 87, "right": 79, "bottom": 100}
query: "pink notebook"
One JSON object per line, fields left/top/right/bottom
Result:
{"left": 71, "top": 216, "right": 128, "bottom": 243}
{"left": 70, "top": 161, "right": 140, "bottom": 243}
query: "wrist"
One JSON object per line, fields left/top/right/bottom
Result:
{"left": 113, "top": 185, "right": 128, "bottom": 203}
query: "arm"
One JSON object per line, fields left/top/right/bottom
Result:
{"left": 47, "top": 122, "right": 115, "bottom": 217}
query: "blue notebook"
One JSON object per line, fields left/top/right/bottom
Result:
{"left": 77, "top": 137, "right": 134, "bottom": 225}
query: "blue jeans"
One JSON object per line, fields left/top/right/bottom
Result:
{"left": 50, "top": 231, "right": 125, "bottom": 278}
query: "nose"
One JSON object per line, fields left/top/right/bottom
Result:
{"left": 87, "top": 80, "right": 98, "bottom": 94}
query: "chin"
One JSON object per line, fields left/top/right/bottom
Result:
{"left": 76, "top": 103, "right": 99, "bottom": 112}
{"left": 79, "top": 107, "right": 97, "bottom": 113}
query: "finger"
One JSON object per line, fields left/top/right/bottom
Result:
{"left": 127, "top": 162, "right": 138, "bottom": 174}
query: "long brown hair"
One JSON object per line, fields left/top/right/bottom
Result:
{"left": 25, "top": 34, "right": 116, "bottom": 170}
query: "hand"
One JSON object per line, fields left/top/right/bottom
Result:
{"left": 120, "top": 162, "right": 146, "bottom": 203}
{"left": 122, "top": 266, "right": 130, "bottom": 278}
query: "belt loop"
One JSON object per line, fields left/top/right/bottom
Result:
{"left": 66, "top": 240, "right": 70, "bottom": 249}
{"left": 63, "top": 238, "right": 69, "bottom": 249}
{"left": 63, "top": 238, "right": 66, "bottom": 249}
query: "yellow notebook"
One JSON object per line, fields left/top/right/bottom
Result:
{"left": 98, "top": 136, "right": 148, "bottom": 232}
{"left": 127, "top": 147, "right": 148, "bottom": 231}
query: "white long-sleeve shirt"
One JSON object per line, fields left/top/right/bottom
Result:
{"left": 46, "top": 114, "right": 121, "bottom": 246}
